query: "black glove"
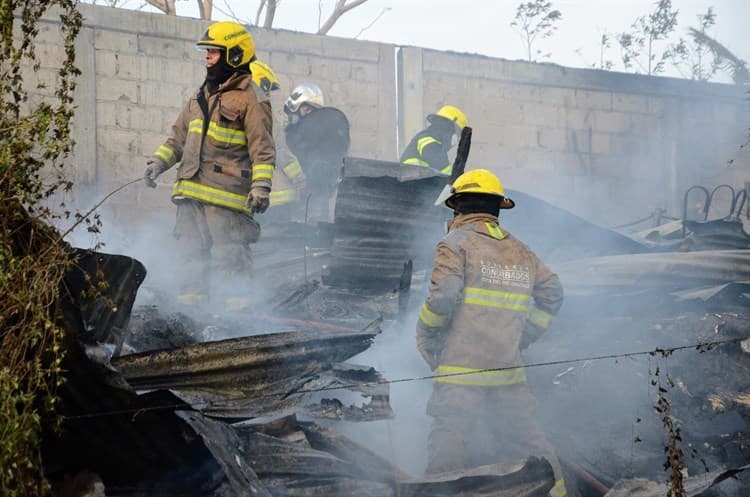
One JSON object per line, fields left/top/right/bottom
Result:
{"left": 144, "top": 158, "right": 168, "bottom": 188}
{"left": 247, "top": 185, "right": 270, "bottom": 213}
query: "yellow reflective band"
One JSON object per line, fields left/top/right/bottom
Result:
{"left": 283, "top": 159, "right": 303, "bottom": 179}
{"left": 440, "top": 164, "right": 452, "bottom": 175}
{"left": 463, "top": 287, "right": 530, "bottom": 311}
{"left": 549, "top": 478, "right": 567, "bottom": 497}
{"left": 402, "top": 157, "right": 430, "bottom": 168}
{"left": 252, "top": 163, "right": 274, "bottom": 182}
{"left": 419, "top": 303, "right": 447, "bottom": 328}
{"left": 187, "top": 118, "right": 247, "bottom": 146}
{"left": 177, "top": 293, "right": 207, "bottom": 306}
{"left": 485, "top": 223, "right": 505, "bottom": 240}
{"left": 172, "top": 179, "right": 251, "bottom": 214}
{"left": 155, "top": 145, "right": 176, "bottom": 166}
{"left": 416, "top": 136, "right": 440, "bottom": 155}
{"left": 435, "top": 364, "right": 527, "bottom": 386}
{"left": 269, "top": 188, "right": 296, "bottom": 206}
{"left": 529, "top": 305, "right": 554, "bottom": 330}
{"left": 225, "top": 297, "right": 253, "bottom": 312}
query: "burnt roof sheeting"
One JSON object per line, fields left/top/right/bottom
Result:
{"left": 397, "top": 458, "right": 555, "bottom": 497}
{"left": 234, "top": 416, "right": 555, "bottom": 497}
{"left": 324, "top": 157, "right": 446, "bottom": 289}
{"left": 501, "top": 190, "right": 649, "bottom": 263}
{"left": 555, "top": 250, "right": 750, "bottom": 296}
{"left": 111, "top": 328, "right": 379, "bottom": 391}
{"left": 169, "top": 363, "right": 392, "bottom": 421}
{"left": 602, "top": 464, "right": 750, "bottom": 497}
{"left": 176, "top": 411, "right": 273, "bottom": 497}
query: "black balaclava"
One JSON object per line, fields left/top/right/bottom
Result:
{"left": 205, "top": 53, "right": 249, "bottom": 92}
{"left": 453, "top": 194, "right": 501, "bottom": 218}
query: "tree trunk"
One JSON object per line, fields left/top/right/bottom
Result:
{"left": 318, "top": 0, "right": 369, "bottom": 35}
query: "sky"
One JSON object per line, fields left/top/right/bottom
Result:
{"left": 97, "top": 0, "right": 750, "bottom": 83}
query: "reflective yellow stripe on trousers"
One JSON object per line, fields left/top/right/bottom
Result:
{"left": 435, "top": 364, "right": 527, "bottom": 386}
{"left": 463, "top": 287, "right": 531, "bottom": 311}
{"left": 172, "top": 179, "right": 252, "bottom": 214}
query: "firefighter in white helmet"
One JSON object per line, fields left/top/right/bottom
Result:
{"left": 143, "top": 21, "right": 275, "bottom": 311}
{"left": 400, "top": 105, "right": 468, "bottom": 175}
{"left": 268, "top": 82, "right": 350, "bottom": 222}
{"left": 417, "top": 169, "right": 569, "bottom": 497}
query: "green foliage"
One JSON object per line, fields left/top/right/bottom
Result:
{"left": 510, "top": 0, "right": 562, "bottom": 62}
{"left": 0, "top": 1, "right": 82, "bottom": 495}
{"left": 617, "top": 0, "right": 680, "bottom": 75}
{"left": 669, "top": 7, "right": 721, "bottom": 81}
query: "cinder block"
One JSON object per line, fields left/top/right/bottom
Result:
{"left": 536, "top": 86, "right": 575, "bottom": 107}
{"left": 95, "top": 30, "right": 137, "bottom": 54}
{"left": 138, "top": 35, "right": 195, "bottom": 61}
{"left": 95, "top": 51, "right": 119, "bottom": 77}
{"left": 96, "top": 77, "right": 138, "bottom": 103}
{"left": 320, "top": 35, "right": 381, "bottom": 62}
{"left": 351, "top": 62, "right": 378, "bottom": 82}
{"left": 612, "top": 93, "right": 649, "bottom": 114}
{"left": 160, "top": 57, "right": 201, "bottom": 85}
{"left": 498, "top": 125, "right": 540, "bottom": 149}
{"left": 520, "top": 102, "right": 563, "bottom": 128}
{"left": 574, "top": 89, "right": 612, "bottom": 111}
{"left": 140, "top": 81, "right": 187, "bottom": 108}
{"left": 591, "top": 110, "right": 632, "bottom": 134}
{"left": 98, "top": 127, "right": 139, "bottom": 157}
{"left": 537, "top": 128, "right": 569, "bottom": 151}
{"left": 563, "top": 108, "right": 594, "bottom": 130}
{"left": 591, "top": 133, "right": 611, "bottom": 155}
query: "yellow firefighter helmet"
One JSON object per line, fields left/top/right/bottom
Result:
{"left": 428, "top": 105, "right": 468, "bottom": 131}
{"left": 445, "top": 169, "right": 515, "bottom": 209}
{"left": 196, "top": 21, "right": 255, "bottom": 68}
{"left": 250, "top": 60, "right": 281, "bottom": 93}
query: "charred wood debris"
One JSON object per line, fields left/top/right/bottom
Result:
{"left": 43, "top": 160, "right": 750, "bottom": 496}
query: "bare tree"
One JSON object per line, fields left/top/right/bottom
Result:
{"left": 317, "top": 0, "right": 368, "bottom": 35}
{"left": 144, "top": 0, "right": 213, "bottom": 19}
{"left": 510, "top": 0, "right": 562, "bottom": 62}
{"left": 617, "top": 0, "right": 679, "bottom": 75}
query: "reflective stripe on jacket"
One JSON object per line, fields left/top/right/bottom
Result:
{"left": 399, "top": 126, "right": 452, "bottom": 175}
{"left": 417, "top": 213, "right": 563, "bottom": 386}
{"left": 152, "top": 72, "right": 276, "bottom": 204}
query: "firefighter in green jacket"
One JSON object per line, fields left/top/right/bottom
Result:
{"left": 143, "top": 21, "right": 275, "bottom": 310}
{"left": 417, "top": 169, "right": 568, "bottom": 497}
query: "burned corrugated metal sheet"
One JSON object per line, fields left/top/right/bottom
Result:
{"left": 113, "top": 319, "right": 392, "bottom": 421}
{"left": 501, "top": 189, "right": 650, "bottom": 262}
{"left": 555, "top": 249, "right": 750, "bottom": 296}
{"left": 323, "top": 157, "right": 446, "bottom": 289}
{"left": 47, "top": 251, "right": 268, "bottom": 496}
{"left": 398, "top": 458, "right": 555, "bottom": 497}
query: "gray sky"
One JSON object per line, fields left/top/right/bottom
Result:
{"left": 92, "top": 0, "right": 749, "bottom": 82}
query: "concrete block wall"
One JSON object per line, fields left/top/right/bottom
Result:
{"left": 402, "top": 48, "right": 748, "bottom": 224}
{"left": 29, "top": 3, "right": 748, "bottom": 230}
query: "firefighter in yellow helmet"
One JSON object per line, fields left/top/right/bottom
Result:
{"left": 143, "top": 21, "right": 276, "bottom": 310}
{"left": 417, "top": 169, "right": 569, "bottom": 497}
{"left": 400, "top": 105, "right": 467, "bottom": 175}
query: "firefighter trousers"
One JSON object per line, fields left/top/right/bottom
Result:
{"left": 426, "top": 382, "right": 568, "bottom": 497}
{"left": 173, "top": 199, "right": 260, "bottom": 307}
